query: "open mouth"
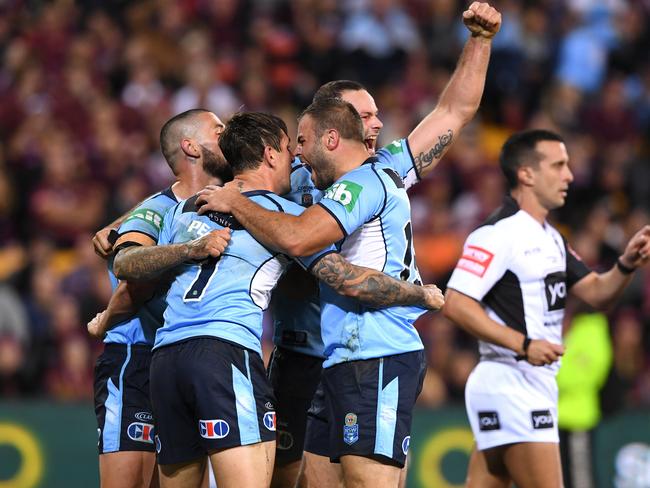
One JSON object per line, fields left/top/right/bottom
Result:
{"left": 364, "top": 137, "right": 377, "bottom": 154}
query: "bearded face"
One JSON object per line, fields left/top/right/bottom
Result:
{"left": 200, "top": 143, "right": 233, "bottom": 183}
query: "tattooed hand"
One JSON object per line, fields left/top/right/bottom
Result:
{"left": 186, "top": 229, "right": 232, "bottom": 261}
{"left": 421, "top": 284, "right": 444, "bottom": 310}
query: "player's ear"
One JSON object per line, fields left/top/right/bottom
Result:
{"left": 181, "top": 138, "right": 200, "bottom": 159}
{"left": 264, "top": 144, "right": 276, "bottom": 168}
{"left": 324, "top": 129, "right": 339, "bottom": 150}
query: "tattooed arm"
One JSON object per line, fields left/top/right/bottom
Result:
{"left": 311, "top": 253, "right": 444, "bottom": 310}
{"left": 407, "top": 2, "right": 500, "bottom": 178}
{"left": 113, "top": 229, "right": 231, "bottom": 281}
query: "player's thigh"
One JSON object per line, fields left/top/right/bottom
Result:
{"left": 209, "top": 440, "right": 275, "bottom": 488}
{"left": 99, "top": 451, "right": 156, "bottom": 488}
{"left": 465, "top": 446, "right": 511, "bottom": 488}
{"left": 503, "top": 442, "right": 563, "bottom": 488}
{"left": 340, "top": 454, "right": 401, "bottom": 488}
{"left": 158, "top": 458, "right": 207, "bottom": 488}
{"left": 298, "top": 451, "right": 343, "bottom": 488}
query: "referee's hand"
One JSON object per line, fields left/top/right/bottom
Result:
{"left": 526, "top": 340, "right": 564, "bottom": 366}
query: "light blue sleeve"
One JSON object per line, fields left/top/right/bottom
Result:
{"left": 117, "top": 193, "right": 174, "bottom": 241}
{"left": 375, "top": 138, "right": 419, "bottom": 190}
{"left": 157, "top": 203, "right": 179, "bottom": 246}
{"left": 317, "top": 167, "right": 385, "bottom": 237}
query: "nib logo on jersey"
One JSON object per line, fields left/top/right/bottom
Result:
{"left": 127, "top": 422, "right": 155, "bottom": 443}
{"left": 199, "top": 419, "right": 230, "bottom": 439}
{"left": 324, "top": 181, "right": 363, "bottom": 212}
{"left": 478, "top": 411, "right": 501, "bottom": 431}
{"left": 544, "top": 272, "right": 567, "bottom": 311}
{"left": 531, "top": 410, "right": 554, "bottom": 429}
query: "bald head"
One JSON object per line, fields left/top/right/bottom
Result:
{"left": 159, "top": 109, "right": 212, "bottom": 173}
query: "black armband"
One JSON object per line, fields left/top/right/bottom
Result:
{"left": 616, "top": 258, "right": 636, "bottom": 275}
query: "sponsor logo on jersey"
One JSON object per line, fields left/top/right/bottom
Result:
{"left": 187, "top": 219, "right": 211, "bottom": 237}
{"left": 544, "top": 272, "right": 567, "bottom": 311}
{"left": 263, "top": 412, "right": 276, "bottom": 431}
{"left": 127, "top": 422, "right": 155, "bottom": 443}
{"left": 531, "top": 410, "right": 554, "bottom": 429}
{"left": 125, "top": 208, "right": 163, "bottom": 231}
{"left": 386, "top": 140, "right": 404, "bottom": 155}
{"left": 457, "top": 245, "right": 495, "bottom": 278}
{"left": 324, "top": 181, "right": 363, "bottom": 212}
{"left": 135, "top": 411, "right": 153, "bottom": 422}
{"left": 402, "top": 436, "right": 411, "bottom": 455}
{"left": 343, "top": 412, "right": 359, "bottom": 445}
{"left": 277, "top": 430, "right": 294, "bottom": 450}
{"left": 199, "top": 419, "right": 230, "bottom": 439}
{"left": 478, "top": 411, "right": 500, "bottom": 431}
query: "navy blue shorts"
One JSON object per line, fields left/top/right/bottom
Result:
{"left": 150, "top": 337, "right": 276, "bottom": 465}
{"left": 306, "top": 350, "right": 426, "bottom": 467}
{"left": 94, "top": 343, "right": 155, "bottom": 454}
{"left": 267, "top": 347, "right": 323, "bottom": 464}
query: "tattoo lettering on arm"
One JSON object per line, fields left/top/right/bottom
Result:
{"left": 311, "top": 253, "right": 427, "bottom": 308}
{"left": 413, "top": 129, "right": 454, "bottom": 174}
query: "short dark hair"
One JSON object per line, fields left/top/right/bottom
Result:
{"left": 219, "top": 112, "right": 288, "bottom": 173}
{"left": 500, "top": 129, "right": 565, "bottom": 189}
{"left": 312, "top": 80, "right": 366, "bottom": 103}
{"left": 299, "top": 98, "right": 364, "bottom": 143}
{"left": 159, "top": 109, "right": 210, "bottom": 173}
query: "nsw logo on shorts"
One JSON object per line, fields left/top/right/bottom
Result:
{"left": 478, "top": 411, "right": 501, "bottom": 431}
{"left": 343, "top": 412, "right": 359, "bottom": 445}
{"left": 127, "top": 422, "right": 155, "bottom": 443}
{"left": 531, "top": 410, "right": 554, "bottom": 429}
{"left": 402, "top": 436, "right": 410, "bottom": 455}
{"left": 199, "top": 419, "right": 230, "bottom": 439}
{"left": 263, "top": 412, "right": 276, "bottom": 431}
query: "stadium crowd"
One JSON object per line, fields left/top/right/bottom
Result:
{"left": 0, "top": 0, "right": 649, "bottom": 426}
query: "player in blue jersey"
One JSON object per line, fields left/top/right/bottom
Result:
{"left": 88, "top": 109, "right": 232, "bottom": 488}
{"left": 199, "top": 4, "right": 502, "bottom": 486}
{"left": 111, "top": 111, "right": 443, "bottom": 488}
{"left": 195, "top": 98, "right": 449, "bottom": 488}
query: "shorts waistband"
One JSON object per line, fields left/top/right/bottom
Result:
{"left": 104, "top": 343, "right": 152, "bottom": 354}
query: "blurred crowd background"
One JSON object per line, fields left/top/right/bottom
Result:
{"left": 0, "top": 0, "right": 648, "bottom": 426}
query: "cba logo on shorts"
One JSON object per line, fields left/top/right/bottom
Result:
{"left": 343, "top": 412, "right": 359, "bottom": 445}
{"left": 478, "top": 411, "right": 501, "bottom": 431}
{"left": 263, "top": 412, "right": 276, "bottom": 431}
{"left": 127, "top": 422, "right": 155, "bottom": 443}
{"left": 199, "top": 419, "right": 230, "bottom": 439}
{"left": 531, "top": 410, "right": 554, "bottom": 429}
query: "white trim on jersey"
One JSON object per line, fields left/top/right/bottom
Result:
{"left": 340, "top": 217, "right": 387, "bottom": 271}
{"left": 249, "top": 255, "right": 290, "bottom": 309}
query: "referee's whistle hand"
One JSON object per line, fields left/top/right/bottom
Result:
{"left": 526, "top": 340, "right": 564, "bottom": 366}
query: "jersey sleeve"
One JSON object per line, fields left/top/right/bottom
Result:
{"left": 564, "top": 239, "right": 591, "bottom": 288}
{"left": 117, "top": 195, "right": 167, "bottom": 242}
{"left": 157, "top": 204, "right": 179, "bottom": 246}
{"left": 317, "top": 169, "right": 385, "bottom": 237}
{"left": 262, "top": 194, "right": 337, "bottom": 270}
{"left": 376, "top": 138, "right": 419, "bottom": 190}
{"left": 446, "top": 225, "right": 510, "bottom": 301}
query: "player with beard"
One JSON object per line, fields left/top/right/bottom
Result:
{"left": 88, "top": 109, "right": 232, "bottom": 488}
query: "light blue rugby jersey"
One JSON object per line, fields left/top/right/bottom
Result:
{"left": 105, "top": 187, "right": 177, "bottom": 346}
{"left": 154, "top": 190, "right": 334, "bottom": 356}
{"left": 318, "top": 155, "right": 426, "bottom": 368}
{"left": 273, "top": 140, "right": 420, "bottom": 358}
